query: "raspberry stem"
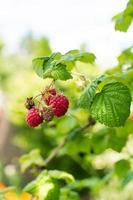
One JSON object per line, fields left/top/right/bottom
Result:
{"left": 33, "top": 93, "right": 42, "bottom": 100}
{"left": 48, "top": 79, "right": 55, "bottom": 88}
{"left": 45, "top": 116, "right": 96, "bottom": 165}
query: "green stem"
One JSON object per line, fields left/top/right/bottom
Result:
{"left": 45, "top": 117, "right": 96, "bottom": 165}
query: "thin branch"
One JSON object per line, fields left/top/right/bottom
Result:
{"left": 45, "top": 117, "right": 96, "bottom": 165}
{"left": 45, "top": 137, "right": 67, "bottom": 165}
{"left": 33, "top": 93, "right": 42, "bottom": 100}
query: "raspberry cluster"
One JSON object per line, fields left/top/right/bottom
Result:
{"left": 25, "top": 88, "right": 69, "bottom": 128}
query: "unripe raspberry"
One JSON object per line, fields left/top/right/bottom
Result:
{"left": 41, "top": 107, "right": 54, "bottom": 122}
{"left": 43, "top": 88, "right": 57, "bottom": 105}
{"left": 26, "top": 107, "right": 43, "bottom": 127}
{"left": 49, "top": 95, "right": 69, "bottom": 117}
{"left": 25, "top": 97, "right": 35, "bottom": 110}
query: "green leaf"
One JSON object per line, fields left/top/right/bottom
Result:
{"left": 23, "top": 170, "right": 75, "bottom": 200}
{"left": 61, "top": 50, "right": 96, "bottom": 70}
{"left": 19, "top": 149, "right": 45, "bottom": 173}
{"left": 33, "top": 56, "right": 49, "bottom": 78}
{"left": 78, "top": 81, "right": 97, "bottom": 109}
{"left": 113, "top": 0, "right": 133, "bottom": 32}
{"left": 33, "top": 52, "right": 64, "bottom": 80}
{"left": 43, "top": 52, "right": 62, "bottom": 73}
{"left": 51, "top": 64, "right": 72, "bottom": 80}
{"left": 117, "top": 46, "right": 133, "bottom": 66}
{"left": 122, "top": 171, "right": 133, "bottom": 187}
{"left": 64, "top": 51, "right": 96, "bottom": 63}
{"left": 33, "top": 50, "right": 96, "bottom": 80}
{"left": 60, "top": 188, "right": 80, "bottom": 200}
{"left": 49, "top": 170, "right": 75, "bottom": 184}
{"left": 78, "top": 75, "right": 107, "bottom": 109}
{"left": 91, "top": 126, "right": 130, "bottom": 153}
{"left": 23, "top": 170, "right": 60, "bottom": 200}
{"left": 91, "top": 82, "right": 131, "bottom": 127}
{"left": 33, "top": 54, "right": 72, "bottom": 80}
{"left": 65, "top": 49, "right": 80, "bottom": 55}
{"left": 68, "top": 177, "right": 100, "bottom": 190}
{"left": 115, "top": 15, "right": 132, "bottom": 32}
{"left": 108, "top": 132, "right": 127, "bottom": 152}
{"left": 114, "top": 159, "right": 130, "bottom": 178}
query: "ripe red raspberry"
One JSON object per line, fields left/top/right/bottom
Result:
{"left": 41, "top": 107, "right": 54, "bottom": 122}
{"left": 43, "top": 88, "right": 57, "bottom": 105}
{"left": 49, "top": 95, "right": 69, "bottom": 117}
{"left": 26, "top": 107, "right": 43, "bottom": 127}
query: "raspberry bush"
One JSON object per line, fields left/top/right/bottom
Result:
{"left": 20, "top": 45, "right": 133, "bottom": 199}
{"left": 1, "top": 1, "right": 133, "bottom": 200}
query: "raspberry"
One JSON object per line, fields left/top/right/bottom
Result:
{"left": 25, "top": 97, "right": 35, "bottom": 110}
{"left": 49, "top": 95, "right": 69, "bottom": 117}
{"left": 43, "top": 88, "right": 57, "bottom": 105}
{"left": 41, "top": 107, "right": 54, "bottom": 122}
{"left": 26, "top": 107, "right": 43, "bottom": 127}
